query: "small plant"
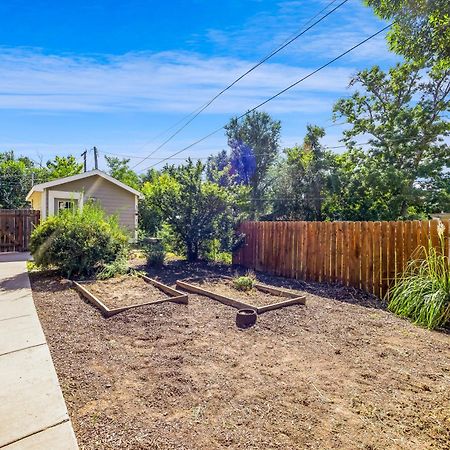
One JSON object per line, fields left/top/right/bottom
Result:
{"left": 96, "top": 253, "right": 129, "bottom": 280}
{"left": 387, "top": 221, "right": 449, "bottom": 330}
{"left": 143, "top": 239, "right": 165, "bottom": 267}
{"left": 233, "top": 272, "right": 256, "bottom": 292}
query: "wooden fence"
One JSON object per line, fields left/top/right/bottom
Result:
{"left": 0, "top": 209, "right": 40, "bottom": 252}
{"left": 233, "top": 220, "right": 450, "bottom": 298}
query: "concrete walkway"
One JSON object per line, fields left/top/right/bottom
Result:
{"left": 0, "top": 253, "right": 78, "bottom": 449}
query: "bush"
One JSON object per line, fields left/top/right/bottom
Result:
{"left": 30, "top": 203, "right": 129, "bottom": 277}
{"left": 142, "top": 239, "right": 165, "bottom": 267}
{"left": 96, "top": 253, "right": 129, "bottom": 280}
{"left": 387, "top": 222, "right": 450, "bottom": 330}
{"left": 233, "top": 273, "right": 256, "bottom": 292}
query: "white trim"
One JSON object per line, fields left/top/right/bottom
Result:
{"left": 134, "top": 195, "right": 139, "bottom": 242}
{"left": 48, "top": 190, "right": 84, "bottom": 216}
{"left": 26, "top": 169, "right": 143, "bottom": 200}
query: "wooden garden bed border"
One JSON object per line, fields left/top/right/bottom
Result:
{"left": 176, "top": 277, "right": 306, "bottom": 314}
{"left": 72, "top": 274, "right": 188, "bottom": 317}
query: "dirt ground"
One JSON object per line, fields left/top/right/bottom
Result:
{"left": 83, "top": 275, "right": 171, "bottom": 309}
{"left": 30, "top": 261, "right": 450, "bottom": 450}
{"left": 186, "top": 276, "right": 290, "bottom": 307}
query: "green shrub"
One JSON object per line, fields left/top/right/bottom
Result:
{"left": 387, "top": 222, "right": 450, "bottom": 330}
{"left": 203, "top": 238, "right": 232, "bottom": 264}
{"left": 142, "top": 239, "right": 165, "bottom": 267}
{"left": 96, "top": 253, "right": 129, "bottom": 280}
{"left": 30, "top": 203, "right": 129, "bottom": 277}
{"left": 233, "top": 273, "right": 256, "bottom": 292}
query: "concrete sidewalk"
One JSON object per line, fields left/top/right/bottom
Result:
{"left": 0, "top": 253, "right": 78, "bottom": 449}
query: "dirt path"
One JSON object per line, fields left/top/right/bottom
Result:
{"left": 31, "top": 262, "right": 450, "bottom": 450}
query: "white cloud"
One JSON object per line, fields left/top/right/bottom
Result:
{"left": 0, "top": 47, "right": 358, "bottom": 114}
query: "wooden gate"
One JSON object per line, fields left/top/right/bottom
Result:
{"left": 0, "top": 209, "right": 40, "bottom": 252}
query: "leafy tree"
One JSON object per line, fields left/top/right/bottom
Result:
{"left": 366, "top": 0, "right": 450, "bottom": 69}
{"left": 142, "top": 159, "right": 245, "bottom": 261}
{"left": 271, "top": 125, "right": 334, "bottom": 221}
{"left": 225, "top": 111, "right": 281, "bottom": 218}
{"left": 333, "top": 62, "right": 450, "bottom": 219}
{"left": 45, "top": 155, "right": 83, "bottom": 180}
{"left": 105, "top": 156, "right": 141, "bottom": 189}
{"left": 0, "top": 151, "right": 44, "bottom": 209}
{"left": 206, "top": 149, "right": 230, "bottom": 184}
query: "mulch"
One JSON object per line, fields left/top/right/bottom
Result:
{"left": 30, "top": 260, "right": 450, "bottom": 450}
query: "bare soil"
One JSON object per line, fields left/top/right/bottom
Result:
{"left": 83, "top": 275, "right": 170, "bottom": 309}
{"left": 31, "top": 260, "right": 450, "bottom": 450}
{"left": 187, "top": 276, "right": 289, "bottom": 307}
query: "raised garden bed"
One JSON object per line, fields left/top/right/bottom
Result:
{"left": 176, "top": 276, "right": 306, "bottom": 314}
{"left": 72, "top": 274, "right": 187, "bottom": 317}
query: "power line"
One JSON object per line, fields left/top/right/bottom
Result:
{"left": 140, "top": 23, "right": 393, "bottom": 172}
{"left": 131, "top": 0, "right": 349, "bottom": 170}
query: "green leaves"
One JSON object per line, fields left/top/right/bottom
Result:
{"left": 365, "top": 0, "right": 450, "bottom": 70}
{"left": 105, "top": 156, "right": 141, "bottom": 190}
{"left": 141, "top": 159, "right": 244, "bottom": 261}
{"left": 46, "top": 155, "right": 83, "bottom": 180}
{"left": 388, "top": 231, "right": 450, "bottom": 329}
{"left": 332, "top": 62, "right": 449, "bottom": 219}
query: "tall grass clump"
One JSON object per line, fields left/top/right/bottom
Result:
{"left": 387, "top": 222, "right": 449, "bottom": 330}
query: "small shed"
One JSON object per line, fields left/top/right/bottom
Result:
{"left": 26, "top": 170, "right": 143, "bottom": 240}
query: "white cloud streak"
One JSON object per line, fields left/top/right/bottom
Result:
{"left": 0, "top": 47, "right": 360, "bottom": 114}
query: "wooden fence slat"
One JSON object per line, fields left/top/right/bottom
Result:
{"left": 372, "top": 222, "right": 381, "bottom": 298}
{"left": 0, "top": 209, "right": 40, "bottom": 252}
{"left": 233, "top": 219, "right": 448, "bottom": 298}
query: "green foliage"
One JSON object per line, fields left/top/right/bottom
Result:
{"left": 387, "top": 223, "right": 450, "bottom": 329}
{"left": 203, "top": 238, "right": 232, "bottom": 265}
{"left": 233, "top": 273, "right": 256, "bottom": 292}
{"left": 45, "top": 155, "right": 83, "bottom": 180}
{"left": 96, "top": 253, "right": 130, "bottom": 280}
{"left": 141, "top": 159, "right": 245, "bottom": 261}
{"left": 332, "top": 63, "right": 449, "bottom": 220}
{"left": 225, "top": 111, "right": 281, "bottom": 218}
{"left": 271, "top": 125, "right": 334, "bottom": 221}
{"left": 30, "top": 203, "right": 129, "bottom": 277}
{"left": 105, "top": 156, "right": 141, "bottom": 190}
{"left": 365, "top": 0, "right": 450, "bottom": 69}
{"left": 0, "top": 151, "right": 44, "bottom": 209}
{"left": 142, "top": 239, "right": 165, "bottom": 267}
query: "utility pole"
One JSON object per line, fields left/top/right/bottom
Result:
{"left": 81, "top": 150, "right": 87, "bottom": 172}
{"left": 93, "top": 146, "right": 98, "bottom": 170}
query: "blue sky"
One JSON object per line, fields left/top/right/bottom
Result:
{"left": 0, "top": 0, "right": 397, "bottom": 172}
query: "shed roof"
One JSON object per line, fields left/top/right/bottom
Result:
{"left": 26, "top": 169, "right": 143, "bottom": 200}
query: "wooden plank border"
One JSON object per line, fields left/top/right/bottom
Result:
{"left": 72, "top": 275, "right": 188, "bottom": 317}
{"left": 176, "top": 277, "right": 306, "bottom": 315}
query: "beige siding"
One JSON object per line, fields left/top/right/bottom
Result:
{"left": 47, "top": 175, "right": 138, "bottom": 234}
{"left": 28, "top": 191, "right": 42, "bottom": 210}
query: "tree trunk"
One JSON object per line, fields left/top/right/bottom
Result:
{"left": 186, "top": 242, "right": 199, "bottom": 261}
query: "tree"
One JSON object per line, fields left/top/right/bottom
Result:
{"left": 225, "top": 111, "right": 281, "bottom": 218}
{"left": 333, "top": 62, "right": 450, "bottom": 219}
{"left": 142, "top": 159, "right": 244, "bottom": 261}
{"left": 271, "top": 125, "right": 335, "bottom": 221}
{"left": 365, "top": 0, "right": 450, "bottom": 69}
{"left": 105, "top": 156, "right": 141, "bottom": 190}
{"left": 0, "top": 151, "right": 44, "bottom": 209}
{"left": 206, "top": 150, "right": 230, "bottom": 183}
{"left": 46, "top": 155, "right": 83, "bottom": 180}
